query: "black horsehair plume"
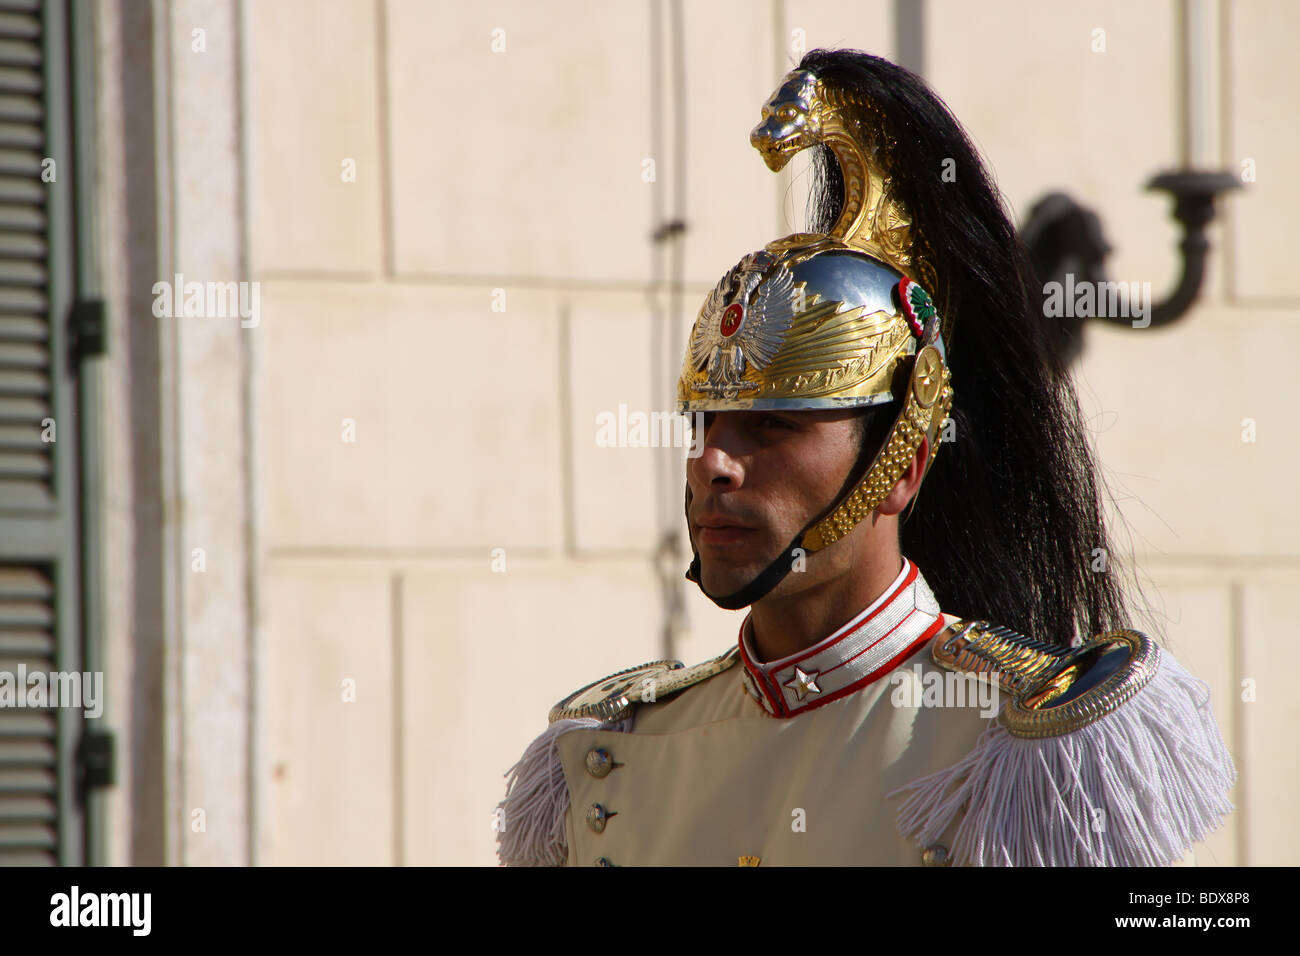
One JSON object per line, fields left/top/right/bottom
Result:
{"left": 799, "top": 49, "right": 1138, "bottom": 647}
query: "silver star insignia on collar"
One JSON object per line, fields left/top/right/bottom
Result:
{"left": 783, "top": 666, "right": 822, "bottom": 701}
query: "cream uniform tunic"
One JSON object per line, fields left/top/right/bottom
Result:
{"left": 553, "top": 559, "right": 997, "bottom": 866}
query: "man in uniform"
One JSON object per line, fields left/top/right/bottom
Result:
{"left": 497, "top": 49, "right": 1235, "bottom": 867}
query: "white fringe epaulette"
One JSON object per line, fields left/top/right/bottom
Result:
{"left": 892, "top": 644, "right": 1237, "bottom": 866}
{"left": 496, "top": 717, "right": 632, "bottom": 867}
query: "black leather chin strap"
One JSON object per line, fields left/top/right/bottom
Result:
{"left": 684, "top": 529, "right": 809, "bottom": 610}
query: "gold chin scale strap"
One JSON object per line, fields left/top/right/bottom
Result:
{"left": 799, "top": 344, "right": 952, "bottom": 553}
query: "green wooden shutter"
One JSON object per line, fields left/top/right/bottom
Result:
{"left": 0, "top": 0, "right": 90, "bottom": 867}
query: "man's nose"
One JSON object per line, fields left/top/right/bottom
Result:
{"left": 688, "top": 416, "right": 746, "bottom": 490}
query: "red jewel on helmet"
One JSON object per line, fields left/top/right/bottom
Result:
{"left": 720, "top": 302, "right": 744, "bottom": 337}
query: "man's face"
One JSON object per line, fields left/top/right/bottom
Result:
{"left": 686, "top": 409, "right": 863, "bottom": 599}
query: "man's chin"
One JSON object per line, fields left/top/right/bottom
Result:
{"left": 698, "top": 563, "right": 763, "bottom": 601}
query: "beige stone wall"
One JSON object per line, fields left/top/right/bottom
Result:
{"left": 203, "top": 0, "right": 1299, "bottom": 866}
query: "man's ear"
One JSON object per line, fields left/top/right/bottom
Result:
{"left": 876, "top": 434, "right": 931, "bottom": 518}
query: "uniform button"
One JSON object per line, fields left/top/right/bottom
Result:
{"left": 586, "top": 803, "right": 615, "bottom": 833}
{"left": 921, "top": 844, "right": 950, "bottom": 867}
{"left": 585, "top": 747, "right": 613, "bottom": 778}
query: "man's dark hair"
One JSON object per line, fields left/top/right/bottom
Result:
{"left": 801, "top": 49, "right": 1131, "bottom": 646}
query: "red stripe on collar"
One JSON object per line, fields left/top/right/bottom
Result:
{"left": 737, "top": 560, "right": 943, "bottom": 718}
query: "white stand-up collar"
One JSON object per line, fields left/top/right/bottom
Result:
{"left": 738, "top": 558, "right": 943, "bottom": 717}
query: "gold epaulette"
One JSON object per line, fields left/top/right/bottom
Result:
{"left": 549, "top": 646, "right": 740, "bottom": 724}
{"left": 930, "top": 619, "right": 1158, "bottom": 738}
{"left": 898, "top": 619, "right": 1233, "bottom": 866}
